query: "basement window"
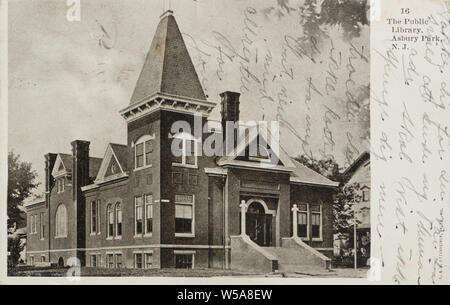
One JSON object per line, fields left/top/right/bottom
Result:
{"left": 174, "top": 251, "right": 195, "bottom": 269}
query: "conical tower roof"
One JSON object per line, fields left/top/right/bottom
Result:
{"left": 129, "top": 11, "right": 207, "bottom": 106}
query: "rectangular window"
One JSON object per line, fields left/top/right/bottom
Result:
{"left": 108, "top": 206, "right": 114, "bottom": 238}
{"left": 107, "top": 254, "right": 114, "bottom": 269}
{"left": 30, "top": 215, "right": 34, "bottom": 234}
{"left": 172, "top": 137, "right": 198, "bottom": 167}
{"left": 145, "top": 140, "right": 152, "bottom": 166}
{"left": 115, "top": 254, "right": 122, "bottom": 268}
{"left": 134, "top": 253, "right": 143, "bottom": 269}
{"left": 363, "top": 189, "right": 370, "bottom": 202}
{"left": 116, "top": 204, "right": 122, "bottom": 237}
{"left": 145, "top": 194, "right": 153, "bottom": 234}
{"left": 297, "top": 204, "right": 308, "bottom": 238}
{"left": 135, "top": 196, "right": 143, "bottom": 235}
{"left": 175, "top": 194, "right": 194, "bottom": 235}
{"left": 311, "top": 205, "right": 322, "bottom": 240}
{"left": 91, "top": 201, "right": 97, "bottom": 233}
{"left": 136, "top": 143, "right": 144, "bottom": 168}
{"left": 57, "top": 178, "right": 65, "bottom": 193}
{"left": 185, "top": 140, "right": 196, "bottom": 165}
{"left": 40, "top": 212, "right": 45, "bottom": 239}
{"left": 41, "top": 255, "right": 45, "bottom": 263}
{"left": 145, "top": 252, "right": 153, "bottom": 269}
{"left": 91, "top": 255, "right": 97, "bottom": 267}
{"left": 29, "top": 256, "right": 34, "bottom": 265}
{"left": 175, "top": 253, "right": 194, "bottom": 269}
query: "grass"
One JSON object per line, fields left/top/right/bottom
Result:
{"left": 8, "top": 265, "right": 369, "bottom": 278}
{"left": 8, "top": 266, "right": 262, "bottom": 277}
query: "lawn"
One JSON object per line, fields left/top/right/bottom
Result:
{"left": 8, "top": 266, "right": 261, "bottom": 277}
{"left": 8, "top": 266, "right": 368, "bottom": 278}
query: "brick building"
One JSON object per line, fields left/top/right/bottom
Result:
{"left": 25, "top": 11, "right": 339, "bottom": 273}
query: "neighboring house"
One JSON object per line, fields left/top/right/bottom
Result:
{"left": 339, "top": 152, "right": 371, "bottom": 264}
{"left": 25, "top": 11, "right": 339, "bottom": 272}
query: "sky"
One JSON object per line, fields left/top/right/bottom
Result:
{"left": 8, "top": 0, "right": 370, "bottom": 196}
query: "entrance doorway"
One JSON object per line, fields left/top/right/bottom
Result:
{"left": 245, "top": 201, "right": 272, "bottom": 246}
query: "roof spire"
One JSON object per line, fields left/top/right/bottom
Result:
{"left": 162, "top": 0, "right": 173, "bottom": 15}
{"left": 128, "top": 5, "right": 207, "bottom": 106}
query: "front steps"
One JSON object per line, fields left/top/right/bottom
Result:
{"left": 231, "top": 235, "right": 331, "bottom": 273}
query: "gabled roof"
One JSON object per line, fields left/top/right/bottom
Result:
{"left": 51, "top": 153, "right": 103, "bottom": 179}
{"left": 109, "top": 143, "right": 129, "bottom": 172}
{"left": 290, "top": 159, "right": 340, "bottom": 188}
{"left": 94, "top": 143, "right": 129, "bottom": 184}
{"left": 342, "top": 151, "right": 370, "bottom": 183}
{"left": 129, "top": 11, "right": 207, "bottom": 106}
{"left": 217, "top": 123, "right": 295, "bottom": 169}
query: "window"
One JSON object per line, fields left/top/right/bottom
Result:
{"left": 145, "top": 194, "right": 153, "bottom": 235}
{"left": 34, "top": 215, "right": 38, "bottom": 234}
{"left": 134, "top": 253, "right": 143, "bottom": 269}
{"left": 107, "top": 204, "right": 114, "bottom": 238}
{"left": 115, "top": 254, "right": 122, "bottom": 268}
{"left": 175, "top": 194, "right": 194, "bottom": 236}
{"left": 175, "top": 252, "right": 194, "bottom": 269}
{"left": 29, "top": 215, "right": 34, "bottom": 234}
{"left": 145, "top": 252, "right": 153, "bottom": 269}
{"left": 135, "top": 196, "right": 143, "bottom": 235}
{"left": 311, "top": 205, "right": 322, "bottom": 240}
{"left": 297, "top": 204, "right": 308, "bottom": 239}
{"left": 362, "top": 189, "right": 370, "bottom": 202}
{"left": 107, "top": 254, "right": 114, "bottom": 268}
{"left": 56, "top": 178, "right": 65, "bottom": 193}
{"left": 188, "top": 174, "right": 198, "bottom": 186}
{"left": 115, "top": 203, "right": 122, "bottom": 237}
{"left": 40, "top": 212, "right": 45, "bottom": 239}
{"left": 136, "top": 143, "right": 144, "bottom": 168}
{"left": 29, "top": 256, "right": 34, "bottom": 265}
{"left": 135, "top": 135, "right": 154, "bottom": 169}
{"left": 172, "top": 132, "right": 199, "bottom": 167}
{"left": 55, "top": 204, "right": 67, "bottom": 238}
{"left": 41, "top": 255, "right": 46, "bottom": 263}
{"left": 30, "top": 215, "right": 38, "bottom": 234}
{"left": 91, "top": 201, "right": 98, "bottom": 234}
{"left": 91, "top": 255, "right": 97, "bottom": 267}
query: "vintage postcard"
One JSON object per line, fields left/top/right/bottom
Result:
{"left": 0, "top": 0, "right": 448, "bottom": 286}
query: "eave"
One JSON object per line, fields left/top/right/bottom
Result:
{"left": 120, "top": 92, "right": 216, "bottom": 123}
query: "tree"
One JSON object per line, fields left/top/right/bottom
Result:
{"left": 7, "top": 151, "right": 39, "bottom": 229}
{"left": 8, "top": 234, "right": 25, "bottom": 267}
{"left": 262, "top": 0, "right": 369, "bottom": 40}
{"left": 333, "top": 182, "right": 362, "bottom": 239}
{"left": 294, "top": 154, "right": 343, "bottom": 182}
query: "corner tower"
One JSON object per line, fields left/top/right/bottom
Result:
{"left": 120, "top": 10, "right": 216, "bottom": 268}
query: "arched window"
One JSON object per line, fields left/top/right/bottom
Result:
{"left": 107, "top": 204, "right": 114, "bottom": 238}
{"left": 135, "top": 134, "right": 154, "bottom": 169}
{"left": 55, "top": 204, "right": 67, "bottom": 238}
{"left": 171, "top": 132, "right": 199, "bottom": 168}
{"left": 115, "top": 202, "right": 122, "bottom": 237}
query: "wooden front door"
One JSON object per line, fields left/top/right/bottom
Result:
{"left": 246, "top": 202, "right": 272, "bottom": 246}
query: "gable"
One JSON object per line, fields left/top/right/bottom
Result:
{"left": 218, "top": 123, "right": 295, "bottom": 169}
{"left": 104, "top": 154, "right": 121, "bottom": 177}
{"left": 94, "top": 144, "right": 128, "bottom": 184}
{"left": 51, "top": 154, "right": 70, "bottom": 178}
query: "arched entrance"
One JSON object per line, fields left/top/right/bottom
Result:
{"left": 58, "top": 257, "right": 64, "bottom": 267}
{"left": 246, "top": 201, "right": 272, "bottom": 247}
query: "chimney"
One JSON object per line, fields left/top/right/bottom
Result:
{"left": 71, "top": 140, "right": 90, "bottom": 200}
{"left": 220, "top": 91, "right": 240, "bottom": 145}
